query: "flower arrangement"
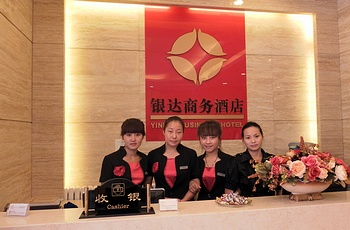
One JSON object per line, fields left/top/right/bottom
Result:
{"left": 253, "top": 136, "right": 350, "bottom": 191}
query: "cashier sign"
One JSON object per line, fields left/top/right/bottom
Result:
{"left": 145, "top": 6, "right": 247, "bottom": 141}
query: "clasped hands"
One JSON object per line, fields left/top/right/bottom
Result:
{"left": 189, "top": 179, "right": 201, "bottom": 194}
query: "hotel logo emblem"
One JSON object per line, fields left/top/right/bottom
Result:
{"left": 111, "top": 183, "right": 125, "bottom": 197}
{"left": 167, "top": 29, "right": 227, "bottom": 85}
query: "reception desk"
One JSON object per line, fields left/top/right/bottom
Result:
{"left": 2, "top": 191, "right": 350, "bottom": 230}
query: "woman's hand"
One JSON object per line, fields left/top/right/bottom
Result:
{"left": 189, "top": 178, "right": 201, "bottom": 194}
{"left": 180, "top": 179, "right": 201, "bottom": 201}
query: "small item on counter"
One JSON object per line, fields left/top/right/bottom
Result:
{"left": 216, "top": 191, "right": 251, "bottom": 206}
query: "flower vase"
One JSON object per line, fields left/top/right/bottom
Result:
{"left": 281, "top": 181, "right": 331, "bottom": 201}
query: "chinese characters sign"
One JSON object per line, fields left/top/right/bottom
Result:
{"left": 94, "top": 179, "right": 145, "bottom": 215}
{"left": 145, "top": 6, "right": 247, "bottom": 140}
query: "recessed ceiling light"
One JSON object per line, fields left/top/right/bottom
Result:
{"left": 233, "top": 0, "right": 244, "bottom": 6}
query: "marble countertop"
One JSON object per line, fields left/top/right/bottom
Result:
{"left": 2, "top": 191, "right": 350, "bottom": 229}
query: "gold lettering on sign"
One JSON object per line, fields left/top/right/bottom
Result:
{"left": 220, "top": 121, "right": 243, "bottom": 128}
{"left": 95, "top": 194, "right": 109, "bottom": 203}
{"left": 150, "top": 122, "right": 164, "bottom": 129}
{"left": 128, "top": 192, "right": 141, "bottom": 201}
{"left": 107, "top": 204, "right": 130, "bottom": 209}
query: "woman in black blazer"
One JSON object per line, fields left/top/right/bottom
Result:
{"left": 148, "top": 116, "right": 200, "bottom": 201}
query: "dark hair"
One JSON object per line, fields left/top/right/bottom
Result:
{"left": 163, "top": 116, "right": 184, "bottom": 131}
{"left": 121, "top": 118, "right": 145, "bottom": 136}
{"left": 197, "top": 120, "right": 222, "bottom": 139}
{"left": 241, "top": 121, "right": 263, "bottom": 139}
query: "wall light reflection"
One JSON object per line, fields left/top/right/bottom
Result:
{"left": 189, "top": 7, "right": 241, "bottom": 13}
{"left": 72, "top": 0, "right": 142, "bottom": 10}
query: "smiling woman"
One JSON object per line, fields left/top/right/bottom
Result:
{"left": 196, "top": 120, "right": 236, "bottom": 200}
{"left": 147, "top": 116, "right": 201, "bottom": 201}
{"left": 99, "top": 118, "right": 152, "bottom": 186}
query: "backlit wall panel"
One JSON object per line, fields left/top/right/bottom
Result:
{"left": 65, "top": 1, "right": 317, "bottom": 188}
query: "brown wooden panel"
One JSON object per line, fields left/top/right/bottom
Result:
{"left": 340, "top": 51, "right": 350, "bottom": 120}
{"left": 0, "top": 121, "right": 31, "bottom": 209}
{"left": 32, "top": 0, "right": 65, "bottom": 200}
{"left": 33, "top": 43, "right": 64, "bottom": 122}
{"left": 31, "top": 122, "right": 64, "bottom": 198}
{"left": 0, "top": 15, "right": 32, "bottom": 121}
{"left": 33, "top": 0, "right": 64, "bottom": 44}
{"left": 0, "top": 0, "right": 32, "bottom": 40}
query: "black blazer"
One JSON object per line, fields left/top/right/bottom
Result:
{"left": 99, "top": 146, "right": 149, "bottom": 186}
{"left": 231, "top": 149, "right": 275, "bottom": 197}
{"left": 197, "top": 149, "right": 235, "bottom": 200}
{"left": 148, "top": 143, "right": 200, "bottom": 199}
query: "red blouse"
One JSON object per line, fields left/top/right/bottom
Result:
{"left": 202, "top": 167, "right": 216, "bottom": 192}
{"left": 164, "top": 158, "right": 177, "bottom": 188}
{"left": 128, "top": 162, "right": 144, "bottom": 185}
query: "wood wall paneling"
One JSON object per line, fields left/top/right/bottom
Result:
{"left": 33, "top": 44, "right": 64, "bottom": 122}
{"left": 31, "top": 123, "right": 64, "bottom": 198}
{"left": 340, "top": 51, "right": 350, "bottom": 120}
{"left": 33, "top": 0, "right": 64, "bottom": 43}
{"left": 0, "top": 15, "right": 32, "bottom": 121}
{"left": 0, "top": 0, "right": 32, "bottom": 40}
{"left": 67, "top": 1, "right": 143, "bottom": 50}
{"left": 65, "top": 49, "right": 142, "bottom": 122}
{"left": 0, "top": 121, "right": 31, "bottom": 209}
{"left": 32, "top": 0, "right": 64, "bottom": 200}
{"left": 0, "top": 0, "right": 32, "bottom": 209}
{"left": 338, "top": 0, "right": 350, "bottom": 161}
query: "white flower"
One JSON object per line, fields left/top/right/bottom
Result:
{"left": 335, "top": 165, "right": 347, "bottom": 181}
{"left": 318, "top": 168, "right": 328, "bottom": 180}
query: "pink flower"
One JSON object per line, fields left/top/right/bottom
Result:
{"left": 271, "top": 165, "right": 280, "bottom": 177}
{"left": 270, "top": 156, "right": 283, "bottom": 166}
{"left": 301, "top": 155, "right": 319, "bottom": 168}
{"left": 288, "top": 160, "right": 306, "bottom": 178}
{"left": 316, "top": 151, "right": 332, "bottom": 161}
{"left": 152, "top": 162, "right": 159, "bottom": 173}
{"left": 113, "top": 165, "right": 126, "bottom": 177}
{"left": 336, "top": 158, "right": 347, "bottom": 167}
{"left": 307, "top": 166, "right": 321, "bottom": 181}
{"left": 318, "top": 159, "right": 328, "bottom": 169}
